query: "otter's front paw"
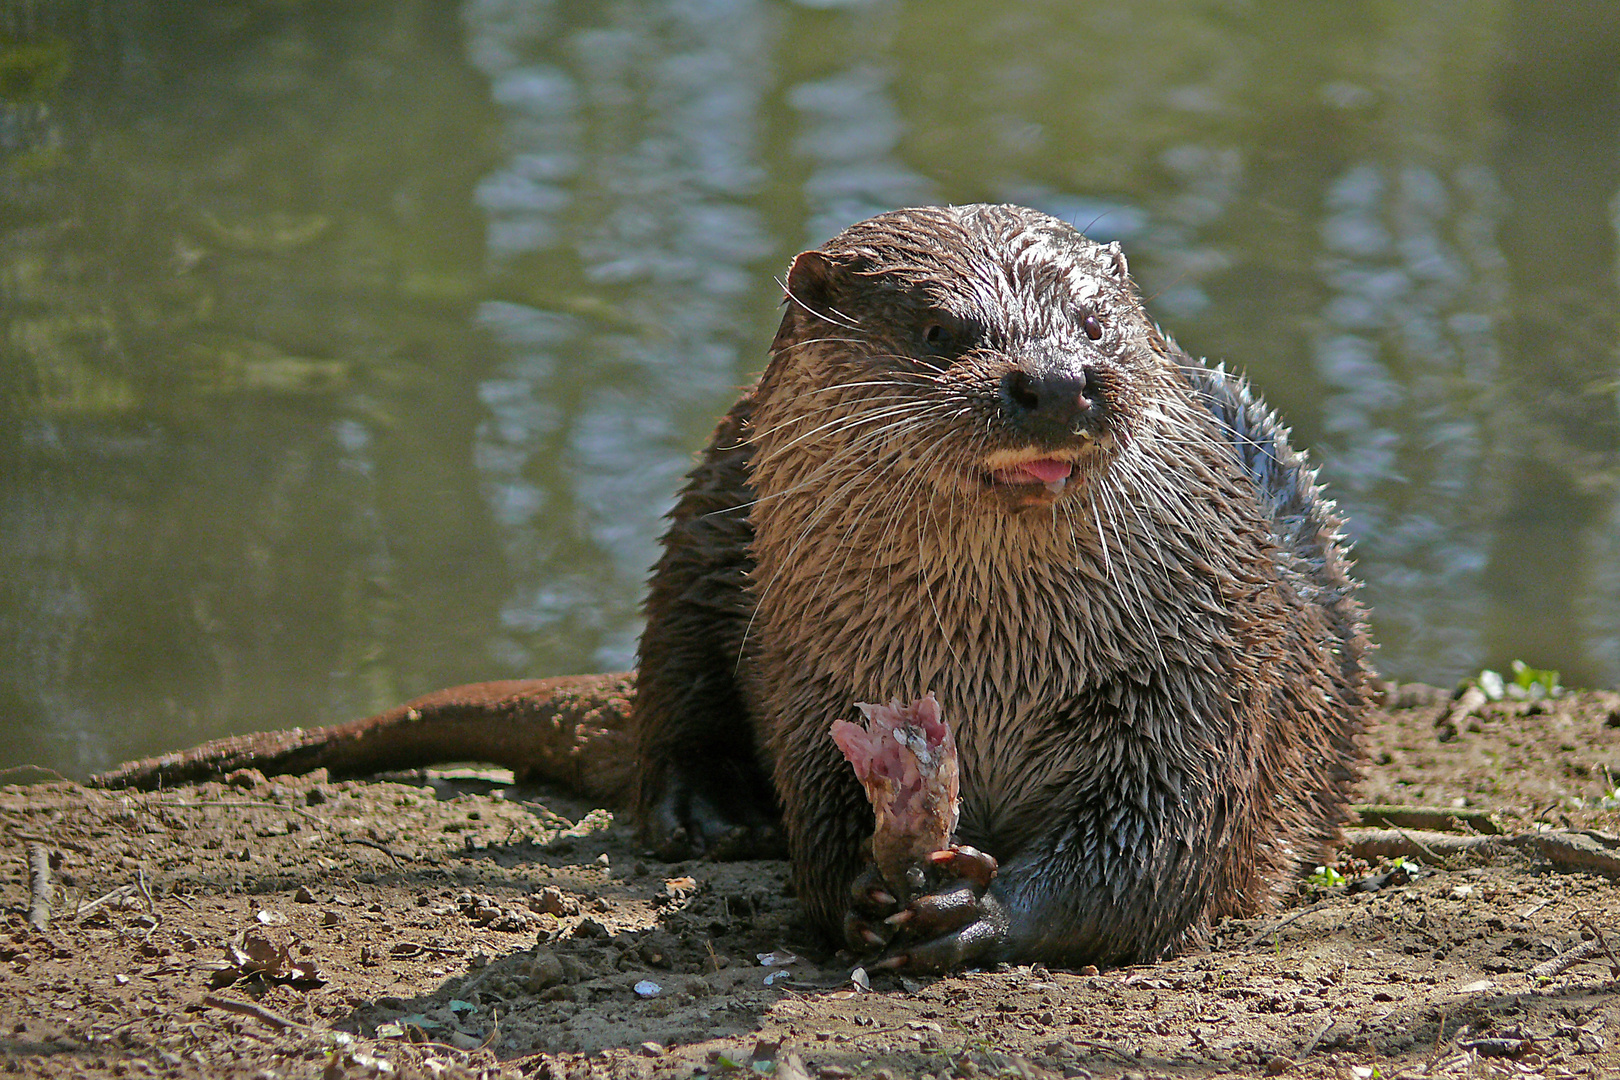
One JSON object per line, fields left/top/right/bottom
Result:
{"left": 641, "top": 772, "right": 784, "bottom": 861}
{"left": 844, "top": 845, "right": 1006, "bottom": 972}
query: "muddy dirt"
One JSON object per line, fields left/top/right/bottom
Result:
{"left": 2, "top": 685, "right": 1619, "bottom": 1080}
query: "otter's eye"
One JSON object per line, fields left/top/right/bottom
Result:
{"left": 1081, "top": 313, "right": 1103, "bottom": 341}
{"left": 918, "top": 311, "right": 978, "bottom": 366}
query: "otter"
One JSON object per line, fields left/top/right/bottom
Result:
{"left": 97, "top": 204, "right": 1372, "bottom": 971}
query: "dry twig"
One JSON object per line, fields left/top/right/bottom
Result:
{"left": 343, "top": 836, "right": 405, "bottom": 868}
{"left": 1575, "top": 912, "right": 1620, "bottom": 975}
{"left": 75, "top": 884, "right": 139, "bottom": 919}
{"left": 26, "top": 843, "right": 53, "bottom": 931}
{"left": 1532, "top": 915, "right": 1620, "bottom": 979}
{"left": 1299, "top": 1014, "right": 1334, "bottom": 1058}
{"left": 1529, "top": 940, "right": 1605, "bottom": 979}
{"left": 202, "top": 994, "right": 313, "bottom": 1031}
{"left": 1244, "top": 900, "right": 1330, "bottom": 947}
{"left": 1354, "top": 804, "right": 1502, "bottom": 835}
{"left": 1345, "top": 827, "right": 1620, "bottom": 878}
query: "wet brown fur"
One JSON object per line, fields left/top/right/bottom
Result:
{"left": 99, "top": 205, "right": 1371, "bottom": 969}
{"left": 635, "top": 205, "right": 1370, "bottom": 965}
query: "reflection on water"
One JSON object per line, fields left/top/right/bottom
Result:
{"left": 464, "top": 0, "right": 780, "bottom": 675}
{"left": 1313, "top": 161, "right": 1501, "bottom": 682}
{"left": 1, "top": 0, "right": 1617, "bottom": 777}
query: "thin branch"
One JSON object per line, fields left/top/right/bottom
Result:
{"left": 202, "top": 994, "right": 314, "bottom": 1032}
{"left": 26, "top": 844, "right": 53, "bottom": 931}
{"left": 1529, "top": 939, "right": 1605, "bottom": 979}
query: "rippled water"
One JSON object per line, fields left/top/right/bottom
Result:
{"left": 3, "top": 0, "right": 1617, "bottom": 777}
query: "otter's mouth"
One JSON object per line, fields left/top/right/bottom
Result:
{"left": 989, "top": 457, "right": 1073, "bottom": 494}
{"left": 981, "top": 448, "right": 1084, "bottom": 502}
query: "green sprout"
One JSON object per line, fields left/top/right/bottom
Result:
{"left": 1307, "top": 865, "right": 1345, "bottom": 889}
{"left": 1472, "top": 660, "right": 1562, "bottom": 702}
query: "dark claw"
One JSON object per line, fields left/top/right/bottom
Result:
{"left": 845, "top": 864, "right": 902, "bottom": 953}
{"left": 927, "top": 844, "right": 998, "bottom": 887}
{"left": 844, "top": 843, "right": 1009, "bottom": 972}
{"left": 643, "top": 779, "right": 785, "bottom": 862}
{"left": 905, "top": 878, "right": 985, "bottom": 934}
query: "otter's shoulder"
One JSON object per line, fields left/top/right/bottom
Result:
{"left": 1172, "top": 350, "right": 1356, "bottom": 599}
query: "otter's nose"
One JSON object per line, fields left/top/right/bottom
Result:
{"left": 1001, "top": 368, "right": 1096, "bottom": 437}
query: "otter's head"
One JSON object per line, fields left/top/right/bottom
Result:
{"left": 751, "top": 204, "right": 1176, "bottom": 514}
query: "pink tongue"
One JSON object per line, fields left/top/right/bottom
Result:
{"left": 1004, "top": 458, "right": 1072, "bottom": 484}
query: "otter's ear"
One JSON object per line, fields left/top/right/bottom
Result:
{"left": 772, "top": 250, "right": 838, "bottom": 353}
{"left": 783, "top": 249, "right": 836, "bottom": 311}
{"left": 1104, "top": 241, "right": 1128, "bottom": 282}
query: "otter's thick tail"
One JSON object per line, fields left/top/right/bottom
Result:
{"left": 91, "top": 673, "right": 637, "bottom": 802}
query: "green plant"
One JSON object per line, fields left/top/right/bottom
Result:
{"left": 1307, "top": 865, "right": 1345, "bottom": 888}
{"left": 1472, "top": 661, "right": 1562, "bottom": 702}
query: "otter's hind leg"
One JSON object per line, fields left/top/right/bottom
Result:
{"left": 632, "top": 393, "right": 781, "bottom": 858}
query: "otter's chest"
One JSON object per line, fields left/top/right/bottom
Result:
{"left": 792, "top": 549, "right": 1135, "bottom": 826}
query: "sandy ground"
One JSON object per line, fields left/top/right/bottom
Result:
{"left": 2, "top": 685, "right": 1619, "bottom": 1080}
